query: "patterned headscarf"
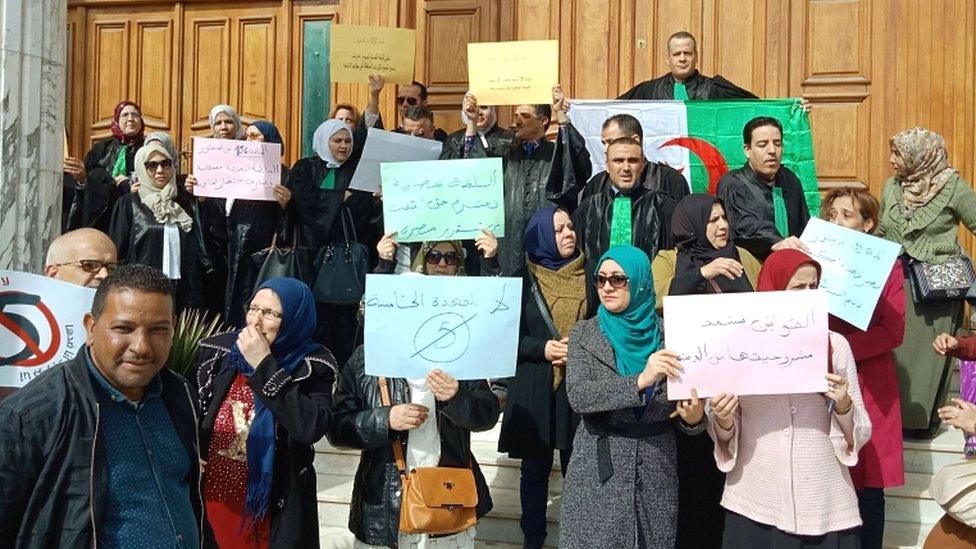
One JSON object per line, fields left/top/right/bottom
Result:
{"left": 134, "top": 143, "right": 192, "bottom": 232}
{"left": 208, "top": 104, "right": 244, "bottom": 139}
{"left": 111, "top": 101, "right": 144, "bottom": 146}
{"left": 410, "top": 241, "right": 466, "bottom": 276}
{"left": 143, "top": 132, "right": 180, "bottom": 173}
{"left": 890, "top": 127, "right": 958, "bottom": 212}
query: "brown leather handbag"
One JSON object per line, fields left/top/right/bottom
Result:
{"left": 378, "top": 377, "right": 478, "bottom": 535}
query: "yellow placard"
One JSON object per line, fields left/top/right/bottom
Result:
{"left": 467, "top": 40, "right": 559, "bottom": 105}
{"left": 330, "top": 24, "right": 416, "bottom": 85}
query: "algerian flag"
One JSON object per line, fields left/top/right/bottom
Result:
{"left": 568, "top": 99, "right": 820, "bottom": 215}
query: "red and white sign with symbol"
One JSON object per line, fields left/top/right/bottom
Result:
{"left": 0, "top": 270, "right": 94, "bottom": 387}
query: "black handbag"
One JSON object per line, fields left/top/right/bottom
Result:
{"left": 907, "top": 254, "right": 976, "bottom": 303}
{"left": 250, "top": 226, "right": 311, "bottom": 290}
{"left": 312, "top": 208, "right": 368, "bottom": 304}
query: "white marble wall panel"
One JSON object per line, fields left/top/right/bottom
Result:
{"left": 0, "top": 0, "right": 66, "bottom": 272}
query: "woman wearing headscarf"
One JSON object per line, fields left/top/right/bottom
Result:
{"left": 823, "top": 187, "right": 905, "bottom": 549}
{"left": 496, "top": 207, "right": 585, "bottom": 549}
{"left": 876, "top": 127, "right": 976, "bottom": 439}
{"left": 191, "top": 277, "right": 337, "bottom": 548}
{"left": 63, "top": 100, "right": 146, "bottom": 232}
{"left": 108, "top": 142, "right": 202, "bottom": 312}
{"left": 328, "top": 239, "right": 499, "bottom": 549}
{"left": 559, "top": 245, "right": 705, "bottom": 548}
{"left": 650, "top": 193, "right": 760, "bottom": 549}
{"left": 286, "top": 116, "right": 373, "bottom": 367}
{"left": 440, "top": 91, "right": 515, "bottom": 160}
{"left": 707, "top": 249, "right": 872, "bottom": 548}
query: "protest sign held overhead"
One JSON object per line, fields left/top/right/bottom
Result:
{"left": 330, "top": 24, "right": 416, "bottom": 84}
{"left": 467, "top": 40, "right": 559, "bottom": 105}
{"left": 192, "top": 137, "right": 282, "bottom": 201}
{"left": 349, "top": 128, "right": 444, "bottom": 193}
{"left": 0, "top": 271, "right": 95, "bottom": 388}
{"left": 381, "top": 157, "right": 504, "bottom": 242}
{"left": 363, "top": 274, "right": 521, "bottom": 380}
{"left": 664, "top": 290, "right": 829, "bottom": 399}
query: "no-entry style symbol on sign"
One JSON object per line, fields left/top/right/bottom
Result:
{"left": 0, "top": 291, "right": 61, "bottom": 367}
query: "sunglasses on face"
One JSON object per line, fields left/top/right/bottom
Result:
{"left": 595, "top": 274, "right": 630, "bottom": 289}
{"left": 396, "top": 96, "right": 419, "bottom": 106}
{"left": 52, "top": 259, "right": 119, "bottom": 274}
{"left": 144, "top": 159, "right": 173, "bottom": 172}
{"left": 425, "top": 250, "right": 461, "bottom": 267}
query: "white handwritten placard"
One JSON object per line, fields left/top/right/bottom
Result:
{"left": 0, "top": 270, "right": 95, "bottom": 388}
{"left": 663, "top": 290, "right": 829, "bottom": 399}
{"left": 363, "top": 274, "right": 521, "bottom": 379}
{"left": 800, "top": 217, "right": 901, "bottom": 330}
{"left": 381, "top": 157, "right": 505, "bottom": 242}
{"left": 349, "top": 128, "right": 444, "bottom": 193}
{"left": 191, "top": 137, "right": 282, "bottom": 201}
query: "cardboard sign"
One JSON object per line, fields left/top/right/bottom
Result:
{"left": 192, "top": 138, "right": 282, "bottom": 201}
{"left": 349, "top": 128, "right": 444, "bottom": 193}
{"left": 467, "top": 40, "right": 559, "bottom": 105}
{"left": 330, "top": 24, "right": 416, "bottom": 84}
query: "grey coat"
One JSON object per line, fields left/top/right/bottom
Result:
{"left": 559, "top": 317, "right": 703, "bottom": 549}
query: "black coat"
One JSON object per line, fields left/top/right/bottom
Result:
{"left": 439, "top": 124, "right": 515, "bottom": 160}
{"left": 65, "top": 137, "right": 139, "bottom": 233}
{"left": 498, "top": 272, "right": 581, "bottom": 459}
{"left": 108, "top": 192, "right": 204, "bottom": 313}
{"left": 328, "top": 346, "right": 499, "bottom": 547}
{"left": 572, "top": 168, "right": 678, "bottom": 316}
{"left": 581, "top": 161, "right": 690, "bottom": 204}
{"left": 716, "top": 163, "right": 811, "bottom": 260}
{"left": 0, "top": 349, "right": 203, "bottom": 549}
{"left": 618, "top": 70, "right": 758, "bottom": 100}
{"left": 191, "top": 332, "right": 338, "bottom": 549}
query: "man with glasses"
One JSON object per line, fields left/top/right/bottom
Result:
{"left": 393, "top": 81, "right": 448, "bottom": 141}
{"left": 44, "top": 228, "right": 119, "bottom": 288}
{"left": 573, "top": 137, "right": 677, "bottom": 316}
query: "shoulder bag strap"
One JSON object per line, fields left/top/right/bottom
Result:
{"left": 341, "top": 206, "right": 359, "bottom": 243}
{"left": 527, "top": 268, "right": 560, "bottom": 340}
{"left": 378, "top": 377, "right": 408, "bottom": 474}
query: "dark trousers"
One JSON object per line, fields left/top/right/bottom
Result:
{"left": 520, "top": 449, "right": 571, "bottom": 549}
{"left": 857, "top": 488, "right": 885, "bottom": 549}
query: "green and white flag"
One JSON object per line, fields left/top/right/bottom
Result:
{"left": 568, "top": 99, "right": 820, "bottom": 215}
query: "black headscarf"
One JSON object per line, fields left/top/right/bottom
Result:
{"left": 671, "top": 194, "right": 752, "bottom": 294}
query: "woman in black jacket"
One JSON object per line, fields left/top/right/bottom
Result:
{"left": 191, "top": 277, "right": 337, "bottom": 548}
{"left": 108, "top": 142, "right": 202, "bottom": 313}
{"left": 497, "top": 206, "right": 585, "bottom": 549}
{"left": 328, "top": 245, "right": 500, "bottom": 547}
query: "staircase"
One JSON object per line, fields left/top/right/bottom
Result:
{"left": 317, "top": 364, "right": 968, "bottom": 548}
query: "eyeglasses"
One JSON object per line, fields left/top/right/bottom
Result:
{"left": 595, "top": 274, "right": 630, "bottom": 289}
{"left": 144, "top": 159, "right": 173, "bottom": 172}
{"left": 396, "top": 96, "right": 419, "bottom": 106}
{"left": 50, "top": 259, "right": 119, "bottom": 274}
{"left": 246, "top": 305, "right": 283, "bottom": 321}
{"left": 425, "top": 250, "right": 461, "bottom": 267}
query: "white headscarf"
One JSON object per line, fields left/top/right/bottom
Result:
{"left": 144, "top": 132, "right": 180, "bottom": 173}
{"left": 208, "top": 104, "right": 244, "bottom": 139}
{"left": 134, "top": 143, "right": 193, "bottom": 232}
{"left": 312, "top": 119, "right": 354, "bottom": 168}
{"left": 460, "top": 91, "right": 497, "bottom": 134}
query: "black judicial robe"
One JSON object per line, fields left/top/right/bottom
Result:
{"left": 439, "top": 124, "right": 515, "bottom": 160}
{"left": 716, "top": 163, "right": 811, "bottom": 260}
{"left": 65, "top": 137, "right": 140, "bottom": 233}
{"left": 467, "top": 124, "right": 591, "bottom": 275}
{"left": 573, "top": 175, "right": 677, "bottom": 317}
{"left": 581, "top": 161, "right": 690, "bottom": 204}
{"left": 618, "top": 70, "right": 758, "bottom": 100}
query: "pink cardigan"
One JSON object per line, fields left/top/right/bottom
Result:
{"left": 707, "top": 332, "right": 872, "bottom": 536}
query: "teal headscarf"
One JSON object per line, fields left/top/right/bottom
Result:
{"left": 595, "top": 245, "right": 662, "bottom": 376}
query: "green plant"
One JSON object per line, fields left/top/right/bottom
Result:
{"left": 170, "top": 308, "right": 227, "bottom": 377}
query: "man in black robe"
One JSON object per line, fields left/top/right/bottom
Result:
{"left": 573, "top": 137, "right": 677, "bottom": 315}
{"left": 619, "top": 31, "right": 758, "bottom": 100}
{"left": 393, "top": 80, "right": 448, "bottom": 142}
{"left": 716, "top": 116, "right": 811, "bottom": 260}
{"left": 467, "top": 86, "right": 591, "bottom": 275}
{"left": 581, "top": 113, "right": 690, "bottom": 203}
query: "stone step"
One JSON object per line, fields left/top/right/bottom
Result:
{"left": 903, "top": 425, "right": 966, "bottom": 475}
{"left": 882, "top": 520, "right": 935, "bottom": 549}
{"left": 885, "top": 472, "right": 945, "bottom": 525}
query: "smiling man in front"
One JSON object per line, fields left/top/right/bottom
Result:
{"left": 0, "top": 264, "right": 202, "bottom": 548}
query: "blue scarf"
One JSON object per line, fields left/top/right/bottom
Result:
{"left": 595, "top": 245, "right": 662, "bottom": 376}
{"left": 221, "top": 277, "right": 322, "bottom": 526}
{"left": 523, "top": 206, "right": 578, "bottom": 270}
{"left": 251, "top": 120, "right": 284, "bottom": 151}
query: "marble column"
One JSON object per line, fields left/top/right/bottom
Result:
{"left": 0, "top": 0, "right": 66, "bottom": 272}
